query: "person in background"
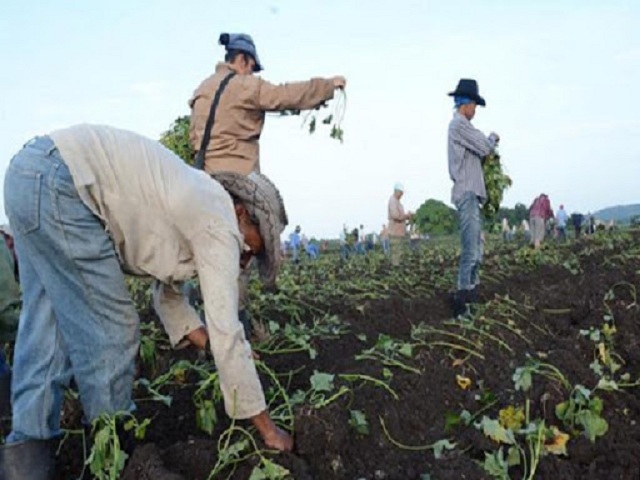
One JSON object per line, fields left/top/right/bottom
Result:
{"left": 339, "top": 226, "right": 349, "bottom": 260}
{"left": 521, "top": 219, "right": 531, "bottom": 243}
{"left": 305, "top": 238, "right": 319, "bottom": 259}
{"left": 555, "top": 204, "right": 569, "bottom": 241}
{"left": 447, "top": 78, "right": 499, "bottom": 317}
{"left": 0, "top": 224, "right": 20, "bottom": 420}
{"left": 501, "top": 217, "right": 511, "bottom": 242}
{"left": 188, "top": 32, "right": 347, "bottom": 346}
{"left": 387, "top": 183, "right": 413, "bottom": 266}
{"left": 0, "top": 126, "right": 293, "bottom": 479}
{"left": 571, "top": 213, "right": 584, "bottom": 239}
{"left": 288, "top": 226, "right": 302, "bottom": 264}
{"left": 380, "top": 224, "right": 390, "bottom": 255}
{"left": 529, "top": 193, "right": 553, "bottom": 249}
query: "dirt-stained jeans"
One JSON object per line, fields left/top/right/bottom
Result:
{"left": 4, "top": 137, "right": 138, "bottom": 442}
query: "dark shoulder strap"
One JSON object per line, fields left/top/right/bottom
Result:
{"left": 194, "top": 72, "right": 236, "bottom": 170}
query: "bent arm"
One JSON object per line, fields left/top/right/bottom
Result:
{"left": 452, "top": 119, "right": 496, "bottom": 158}
{"left": 191, "top": 225, "right": 266, "bottom": 419}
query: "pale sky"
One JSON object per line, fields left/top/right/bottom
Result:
{"left": 1, "top": 0, "right": 638, "bottom": 238}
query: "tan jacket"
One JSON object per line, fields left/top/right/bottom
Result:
{"left": 189, "top": 63, "right": 335, "bottom": 174}
{"left": 388, "top": 195, "right": 408, "bottom": 237}
{"left": 49, "top": 124, "right": 265, "bottom": 419}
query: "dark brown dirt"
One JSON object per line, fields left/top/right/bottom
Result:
{"left": 3, "top": 234, "right": 640, "bottom": 479}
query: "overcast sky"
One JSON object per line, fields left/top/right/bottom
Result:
{"left": 1, "top": 0, "right": 638, "bottom": 238}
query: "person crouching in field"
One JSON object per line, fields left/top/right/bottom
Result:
{"left": 447, "top": 79, "right": 499, "bottom": 318}
{"left": 0, "top": 125, "right": 292, "bottom": 480}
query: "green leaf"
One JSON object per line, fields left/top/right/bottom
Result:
{"left": 310, "top": 371, "right": 335, "bottom": 392}
{"left": 482, "top": 448, "right": 511, "bottom": 479}
{"left": 506, "top": 446, "right": 521, "bottom": 466}
{"left": 219, "top": 439, "right": 249, "bottom": 463}
{"left": 249, "top": 459, "right": 290, "bottom": 479}
{"left": 399, "top": 343, "right": 413, "bottom": 358}
{"left": 349, "top": 410, "right": 369, "bottom": 435}
{"left": 432, "top": 439, "right": 456, "bottom": 459}
{"left": 576, "top": 410, "right": 608, "bottom": 442}
{"left": 479, "top": 417, "right": 516, "bottom": 445}
{"left": 513, "top": 366, "right": 532, "bottom": 392}
{"left": 555, "top": 401, "right": 570, "bottom": 421}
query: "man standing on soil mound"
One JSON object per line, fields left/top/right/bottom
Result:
{"left": 447, "top": 79, "right": 500, "bottom": 318}
{"left": 0, "top": 125, "right": 292, "bottom": 480}
{"left": 189, "top": 32, "right": 347, "bottom": 339}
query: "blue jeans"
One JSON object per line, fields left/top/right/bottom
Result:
{"left": 456, "top": 192, "right": 482, "bottom": 291}
{"left": 4, "top": 137, "right": 139, "bottom": 442}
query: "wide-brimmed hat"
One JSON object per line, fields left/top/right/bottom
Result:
{"left": 219, "top": 33, "right": 263, "bottom": 72}
{"left": 212, "top": 171, "right": 288, "bottom": 287}
{"left": 448, "top": 79, "right": 486, "bottom": 107}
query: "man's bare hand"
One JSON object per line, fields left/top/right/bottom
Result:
{"left": 251, "top": 411, "right": 294, "bottom": 452}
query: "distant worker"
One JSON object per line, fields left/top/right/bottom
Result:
{"left": 555, "top": 204, "right": 569, "bottom": 241}
{"left": 571, "top": 213, "right": 584, "bottom": 239}
{"left": 387, "top": 183, "right": 413, "bottom": 266}
{"left": 529, "top": 193, "right": 553, "bottom": 249}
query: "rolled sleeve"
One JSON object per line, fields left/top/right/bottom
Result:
{"left": 153, "top": 281, "right": 203, "bottom": 347}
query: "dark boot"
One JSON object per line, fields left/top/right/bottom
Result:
{"left": 467, "top": 287, "right": 479, "bottom": 305}
{"left": 239, "top": 309, "right": 253, "bottom": 341}
{"left": 0, "top": 439, "right": 56, "bottom": 480}
{"left": 0, "top": 369, "right": 11, "bottom": 419}
{"left": 451, "top": 290, "right": 469, "bottom": 318}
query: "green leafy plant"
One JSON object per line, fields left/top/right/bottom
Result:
{"left": 555, "top": 385, "right": 608, "bottom": 442}
{"left": 86, "top": 412, "right": 150, "bottom": 480}
{"left": 482, "top": 150, "right": 512, "bottom": 219}
{"left": 349, "top": 409, "right": 370, "bottom": 435}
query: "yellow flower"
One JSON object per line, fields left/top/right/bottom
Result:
{"left": 498, "top": 406, "right": 525, "bottom": 431}
{"left": 598, "top": 343, "right": 608, "bottom": 363}
{"left": 544, "top": 427, "right": 570, "bottom": 456}
{"left": 456, "top": 375, "right": 472, "bottom": 390}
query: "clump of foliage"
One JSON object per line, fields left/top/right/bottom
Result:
{"left": 483, "top": 150, "right": 512, "bottom": 219}
{"left": 159, "top": 115, "right": 193, "bottom": 164}
{"left": 413, "top": 199, "right": 458, "bottom": 235}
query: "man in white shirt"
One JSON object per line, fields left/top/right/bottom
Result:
{"left": 0, "top": 125, "right": 292, "bottom": 478}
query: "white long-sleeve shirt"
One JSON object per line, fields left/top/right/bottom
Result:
{"left": 49, "top": 124, "right": 266, "bottom": 419}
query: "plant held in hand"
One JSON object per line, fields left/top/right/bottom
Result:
{"left": 482, "top": 149, "right": 512, "bottom": 219}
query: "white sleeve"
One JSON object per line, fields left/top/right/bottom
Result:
{"left": 190, "top": 224, "right": 266, "bottom": 419}
{"left": 153, "top": 281, "right": 203, "bottom": 348}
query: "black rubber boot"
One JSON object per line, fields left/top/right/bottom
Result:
{"left": 239, "top": 309, "right": 253, "bottom": 341}
{"left": 0, "top": 439, "right": 56, "bottom": 480}
{"left": 467, "top": 287, "right": 479, "bottom": 305}
{"left": 0, "top": 369, "right": 11, "bottom": 419}
{"left": 452, "top": 290, "right": 470, "bottom": 318}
